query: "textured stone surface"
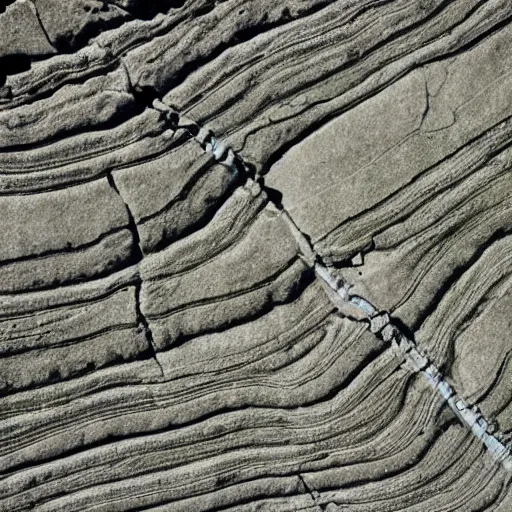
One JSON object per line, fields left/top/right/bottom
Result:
{"left": 1, "top": 0, "right": 511, "bottom": 510}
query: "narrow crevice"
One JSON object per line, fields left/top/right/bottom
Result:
{"left": 297, "top": 473, "right": 324, "bottom": 511}
{"left": 126, "top": 74, "right": 161, "bottom": 111}
{"left": 30, "top": 0, "right": 56, "bottom": 50}
{"left": 418, "top": 67, "right": 431, "bottom": 132}
{"left": 259, "top": 181, "right": 283, "bottom": 208}
{"left": 106, "top": 172, "right": 163, "bottom": 377}
{"left": 134, "top": 278, "right": 164, "bottom": 378}
{"left": 150, "top": 100, "right": 512, "bottom": 471}
{"left": 106, "top": 173, "right": 143, "bottom": 263}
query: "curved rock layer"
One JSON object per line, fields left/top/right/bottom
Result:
{"left": 1, "top": 1, "right": 511, "bottom": 511}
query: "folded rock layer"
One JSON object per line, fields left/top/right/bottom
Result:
{"left": 1, "top": 1, "right": 511, "bottom": 510}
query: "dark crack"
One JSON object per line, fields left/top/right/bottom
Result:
{"left": 298, "top": 473, "right": 323, "bottom": 511}
{"left": 106, "top": 172, "right": 164, "bottom": 377}
{"left": 29, "top": 0, "right": 56, "bottom": 51}
{"left": 148, "top": 98, "right": 512, "bottom": 471}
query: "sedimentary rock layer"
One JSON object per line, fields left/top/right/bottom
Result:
{"left": 1, "top": 0, "right": 511, "bottom": 510}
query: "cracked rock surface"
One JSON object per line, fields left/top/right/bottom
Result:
{"left": 1, "top": 1, "right": 512, "bottom": 511}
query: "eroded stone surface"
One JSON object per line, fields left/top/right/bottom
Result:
{"left": 1, "top": 1, "right": 512, "bottom": 510}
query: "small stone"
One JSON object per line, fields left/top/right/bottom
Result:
{"left": 405, "top": 348, "right": 429, "bottom": 372}
{"left": 381, "top": 324, "right": 397, "bottom": 343}
{"left": 196, "top": 126, "right": 212, "bottom": 145}
{"left": 437, "top": 380, "right": 453, "bottom": 400}
{"left": 369, "top": 312, "right": 390, "bottom": 334}
{"left": 351, "top": 252, "right": 364, "bottom": 266}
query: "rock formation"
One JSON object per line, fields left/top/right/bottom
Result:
{"left": 1, "top": 1, "right": 511, "bottom": 510}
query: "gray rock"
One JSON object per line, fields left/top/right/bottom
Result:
{"left": 0, "top": 0, "right": 56, "bottom": 59}
{"left": 1, "top": 1, "right": 512, "bottom": 510}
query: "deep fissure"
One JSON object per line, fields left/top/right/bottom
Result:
{"left": 147, "top": 97, "right": 512, "bottom": 471}
{"left": 106, "top": 172, "right": 164, "bottom": 376}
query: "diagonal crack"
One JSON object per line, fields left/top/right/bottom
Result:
{"left": 297, "top": 473, "right": 323, "bottom": 511}
{"left": 29, "top": 0, "right": 57, "bottom": 51}
{"left": 134, "top": 277, "right": 164, "bottom": 378}
{"left": 148, "top": 97, "right": 512, "bottom": 471}
{"left": 106, "top": 172, "right": 143, "bottom": 263}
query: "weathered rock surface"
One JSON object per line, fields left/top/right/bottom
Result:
{"left": 1, "top": 0, "right": 511, "bottom": 510}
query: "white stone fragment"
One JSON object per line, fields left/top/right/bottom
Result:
{"left": 336, "top": 283, "right": 351, "bottom": 301}
{"left": 487, "top": 420, "right": 498, "bottom": 435}
{"left": 397, "top": 333, "right": 415, "bottom": 353}
{"left": 152, "top": 98, "right": 171, "bottom": 112}
{"left": 471, "top": 421, "right": 486, "bottom": 440}
{"left": 485, "top": 435, "right": 509, "bottom": 461}
{"left": 437, "top": 380, "right": 454, "bottom": 400}
{"left": 212, "top": 138, "right": 227, "bottom": 160}
{"left": 369, "top": 312, "right": 390, "bottom": 334}
{"left": 196, "top": 126, "right": 211, "bottom": 145}
{"left": 477, "top": 416, "right": 489, "bottom": 431}
{"left": 349, "top": 295, "right": 377, "bottom": 317}
{"left": 381, "top": 324, "right": 396, "bottom": 342}
{"left": 405, "top": 348, "right": 429, "bottom": 372}
{"left": 447, "top": 395, "right": 458, "bottom": 410}
{"left": 423, "top": 364, "right": 441, "bottom": 388}
{"left": 455, "top": 398, "right": 468, "bottom": 411}
{"left": 502, "top": 455, "right": 512, "bottom": 472}
{"left": 351, "top": 252, "right": 364, "bottom": 266}
{"left": 458, "top": 406, "right": 479, "bottom": 428}
{"left": 221, "top": 148, "right": 237, "bottom": 169}
{"left": 162, "top": 128, "right": 175, "bottom": 139}
{"left": 315, "top": 264, "right": 340, "bottom": 292}
{"left": 205, "top": 136, "right": 215, "bottom": 153}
